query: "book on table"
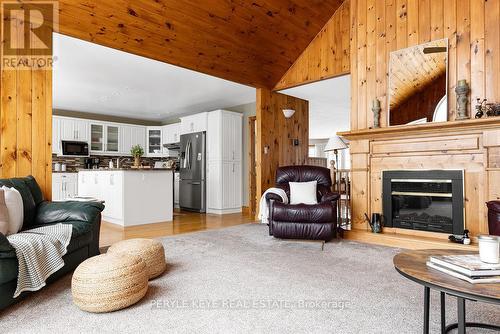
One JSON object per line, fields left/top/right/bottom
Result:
{"left": 426, "top": 261, "right": 500, "bottom": 284}
{"left": 426, "top": 254, "right": 500, "bottom": 284}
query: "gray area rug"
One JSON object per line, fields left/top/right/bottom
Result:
{"left": 1, "top": 224, "right": 498, "bottom": 333}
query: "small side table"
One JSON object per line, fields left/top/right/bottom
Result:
{"left": 394, "top": 249, "right": 500, "bottom": 334}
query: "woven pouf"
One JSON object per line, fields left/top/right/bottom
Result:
{"left": 107, "top": 238, "right": 167, "bottom": 280}
{"left": 72, "top": 253, "right": 148, "bottom": 313}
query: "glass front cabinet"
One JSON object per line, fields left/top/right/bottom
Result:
{"left": 90, "top": 123, "right": 120, "bottom": 154}
{"left": 106, "top": 125, "right": 119, "bottom": 153}
{"left": 90, "top": 124, "right": 104, "bottom": 152}
{"left": 147, "top": 128, "right": 162, "bottom": 156}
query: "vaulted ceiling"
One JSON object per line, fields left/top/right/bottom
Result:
{"left": 58, "top": 0, "right": 345, "bottom": 89}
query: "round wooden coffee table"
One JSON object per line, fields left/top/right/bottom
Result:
{"left": 394, "top": 249, "right": 500, "bottom": 334}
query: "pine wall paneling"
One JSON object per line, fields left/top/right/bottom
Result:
{"left": 351, "top": 0, "right": 500, "bottom": 130}
{"left": 256, "top": 89, "right": 309, "bottom": 202}
{"left": 273, "top": 0, "right": 350, "bottom": 91}
{"left": 0, "top": 5, "right": 53, "bottom": 199}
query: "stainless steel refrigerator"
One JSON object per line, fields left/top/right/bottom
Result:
{"left": 179, "top": 131, "right": 206, "bottom": 213}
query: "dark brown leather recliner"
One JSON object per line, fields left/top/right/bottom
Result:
{"left": 487, "top": 201, "right": 500, "bottom": 236}
{"left": 266, "top": 165, "right": 340, "bottom": 241}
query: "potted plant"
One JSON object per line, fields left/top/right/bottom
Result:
{"left": 130, "top": 145, "right": 144, "bottom": 168}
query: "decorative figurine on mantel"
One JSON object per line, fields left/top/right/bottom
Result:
{"left": 475, "top": 98, "right": 487, "bottom": 119}
{"left": 455, "top": 79, "right": 469, "bottom": 120}
{"left": 372, "top": 98, "right": 381, "bottom": 128}
{"left": 475, "top": 98, "right": 500, "bottom": 118}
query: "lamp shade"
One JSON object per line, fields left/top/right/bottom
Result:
{"left": 324, "top": 135, "right": 348, "bottom": 152}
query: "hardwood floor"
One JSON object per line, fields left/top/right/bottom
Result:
{"left": 99, "top": 210, "right": 256, "bottom": 247}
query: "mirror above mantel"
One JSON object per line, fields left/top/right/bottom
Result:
{"left": 388, "top": 39, "right": 448, "bottom": 126}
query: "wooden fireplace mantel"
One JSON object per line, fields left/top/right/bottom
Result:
{"left": 338, "top": 117, "right": 500, "bottom": 141}
{"left": 339, "top": 117, "right": 500, "bottom": 246}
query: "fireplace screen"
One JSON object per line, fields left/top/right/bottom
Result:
{"left": 383, "top": 171, "right": 464, "bottom": 234}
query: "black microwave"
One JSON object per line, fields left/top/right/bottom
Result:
{"left": 61, "top": 140, "right": 89, "bottom": 156}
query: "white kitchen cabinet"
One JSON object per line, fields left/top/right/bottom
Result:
{"left": 52, "top": 117, "right": 61, "bottom": 154}
{"left": 90, "top": 122, "right": 121, "bottom": 154}
{"left": 52, "top": 173, "right": 78, "bottom": 201}
{"left": 147, "top": 127, "right": 163, "bottom": 157}
{"left": 77, "top": 171, "right": 94, "bottom": 198}
{"left": 121, "top": 125, "right": 146, "bottom": 155}
{"left": 78, "top": 171, "right": 122, "bottom": 220}
{"left": 77, "top": 170, "right": 173, "bottom": 226}
{"left": 222, "top": 162, "right": 241, "bottom": 210}
{"left": 174, "top": 172, "right": 180, "bottom": 208}
{"left": 206, "top": 162, "right": 222, "bottom": 210}
{"left": 207, "top": 110, "right": 242, "bottom": 162}
{"left": 90, "top": 123, "right": 105, "bottom": 152}
{"left": 222, "top": 111, "right": 242, "bottom": 161}
{"left": 119, "top": 125, "right": 132, "bottom": 155}
{"left": 59, "top": 117, "right": 89, "bottom": 142}
{"left": 106, "top": 125, "right": 120, "bottom": 153}
{"left": 101, "top": 171, "right": 124, "bottom": 221}
{"left": 133, "top": 126, "right": 147, "bottom": 152}
{"left": 53, "top": 116, "right": 151, "bottom": 156}
{"left": 207, "top": 161, "right": 242, "bottom": 213}
{"left": 180, "top": 112, "right": 207, "bottom": 134}
{"left": 162, "top": 123, "right": 181, "bottom": 145}
{"left": 206, "top": 110, "right": 243, "bottom": 214}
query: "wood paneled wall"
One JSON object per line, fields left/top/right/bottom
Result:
{"left": 350, "top": 0, "right": 500, "bottom": 130}
{"left": 256, "top": 89, "right": 309, "bottom": 198}
{"left": 0, "top": 6, "right": 53, "bottom": 199}
{"left": 274, "top": 0, "right": 350, "bottom": 91}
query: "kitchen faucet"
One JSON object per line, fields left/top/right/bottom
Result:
{"left": 116, "top": 157, "right": 128, "bottom": 169}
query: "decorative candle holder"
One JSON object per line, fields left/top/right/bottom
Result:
{"left": 455, "top": 80, "right": 469, "bottom": 120}
{"left": 372, "top": 98, "right": 381, "bottom": 128}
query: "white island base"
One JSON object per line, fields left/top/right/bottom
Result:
{"left": 78, "top": 169, "right": 173, "bottom": 226}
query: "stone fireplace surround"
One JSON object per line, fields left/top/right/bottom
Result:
{"left": 340, "top": 118, "right": 500, "bottom": 242}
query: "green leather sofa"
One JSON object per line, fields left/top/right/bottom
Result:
{"left": 0, "top": 176, "right": 104, "bottom": 310}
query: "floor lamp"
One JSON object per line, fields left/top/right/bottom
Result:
{"left": 324, "top": 135, "right": 348, "bottom": 170}
{"left": 324, "top": 135, "right": 349, "bottom": 232}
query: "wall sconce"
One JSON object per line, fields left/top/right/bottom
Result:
{"left": 282, "top": 109, "right": 295, "bottom": 118}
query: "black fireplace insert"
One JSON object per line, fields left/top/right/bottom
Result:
{"left": 382, "top": 170, "right": 464, "bottom": 234}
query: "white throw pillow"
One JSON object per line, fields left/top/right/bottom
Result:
{"left": 2, "top": 186, "right": 24, "bottom": 235}
{"left": 289, "top": 181, "right": 318, "bottom": 205}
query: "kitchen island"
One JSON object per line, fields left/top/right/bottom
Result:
{"left": 78, "top": 169, "right": 173, "bottom": 226}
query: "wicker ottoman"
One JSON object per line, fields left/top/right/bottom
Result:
{"left": 108, "top": 238, "right": 167, "bottom": 280}
{"left": 72, "top": 253, "right": 148, "bottom": 313}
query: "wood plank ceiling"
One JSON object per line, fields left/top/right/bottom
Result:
{"left": 57, "top": 0, "right": 345, "bottom": 89}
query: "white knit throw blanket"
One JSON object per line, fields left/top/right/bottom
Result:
{"left": 7, "top": 223, "right": 72, "bottom": 298}
{"left": 258, "top": 188, "right": 288, "bottom": 224}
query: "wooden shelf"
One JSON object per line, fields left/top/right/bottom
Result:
{"left": 344, "top": 229, "right": 479, "bottom": 251}
{"left": 338, "top": 117, "right": 500, "bottom": 140}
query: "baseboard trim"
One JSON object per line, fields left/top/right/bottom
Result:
{"left": 344, "top": 230, "right": 478, "bottom": 251}
{"left": 207, "top": 208, "right": 242, "bottom": 215}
